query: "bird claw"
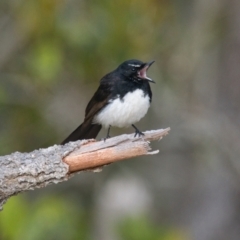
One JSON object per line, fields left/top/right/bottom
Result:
{"left": 134, "top": 130, "right": 144, "bottom": 137}
{"left": 102, "top": 135, "right": 111, "bottom": 142}
{"left": 132, "top": 124, "right": 144, "bottom": 137}
{"left": 101, "top": 132, "right": 111, "bottom": 141}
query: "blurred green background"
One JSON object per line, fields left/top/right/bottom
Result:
{"left": 1, "top": 0, "right": 240, "bottom": 239}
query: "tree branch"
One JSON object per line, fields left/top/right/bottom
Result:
{"left": 0, "top": 128, "right": 170, "bottom": 210}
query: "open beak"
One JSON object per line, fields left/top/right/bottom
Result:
{"left": 138, "top": 60, "right": 155, "bottom": 83}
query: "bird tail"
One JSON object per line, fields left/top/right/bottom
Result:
{"left": 61, "top": 121, "right": 102, "bottom": 144}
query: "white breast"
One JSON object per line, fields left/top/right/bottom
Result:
{"left": 93, "top": 89, "right": 150, "bottom": 128}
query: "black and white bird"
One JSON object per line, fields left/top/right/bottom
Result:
{"left": 62, "top": 59, "right": 155, "bottom": 144}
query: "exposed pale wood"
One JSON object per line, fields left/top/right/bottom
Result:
{"left": 64, "top": 128, "right": 170, "bottom": 172}
{"left": 0, "top": 128, "right": 170, "bottom": 210}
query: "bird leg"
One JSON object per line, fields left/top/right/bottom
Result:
{"left": 132, "top": 124, "right": 144, "bottom": 137}
{"left": 103, "top": 125, "right": 111, "bottom": 141}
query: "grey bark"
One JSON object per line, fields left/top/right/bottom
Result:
{"left": 0, "top": 129, "right": 170, "bottom": 211}
{"left": 0, "top": 141, "right": 83, "bottom": 210}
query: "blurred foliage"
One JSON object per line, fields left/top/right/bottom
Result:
{"left": 0, "top": 195, "right": 89, "bottom": 240}
{"left": 118, "top": 216, "right": 188, "bottom": 240}
{"left": 0, "top": 195, "right": 185, "bottom": 240}
{"left": 1, "top": 0, "right": 239, "bottom": 239}
{"left": 0, "top": 0, "right": 173, "bottom": 154}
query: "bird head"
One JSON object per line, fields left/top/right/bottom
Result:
{"left": 118, "top": 59, "right": 155, "bottom": 83}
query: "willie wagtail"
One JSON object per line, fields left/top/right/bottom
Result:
{"left": 62, "top": 59, "right": 155, "bottom": 144}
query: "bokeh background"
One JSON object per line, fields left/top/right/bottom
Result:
{"left": 0, "top": 0, "right": 240, "bottom": 239}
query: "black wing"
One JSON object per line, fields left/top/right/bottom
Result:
{"left": 61, "top": 74, "right": 114, "bottom": 144}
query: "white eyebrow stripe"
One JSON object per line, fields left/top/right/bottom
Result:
{"left": 128, "top": 64, "right": 141, "bottom": 67}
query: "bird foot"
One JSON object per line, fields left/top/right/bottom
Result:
{"left": 134, "top": 130, "right": 144, "bottom": 137}
{"left": 132, "top": 124, "right": 144, "bottom": 137}
{"left": 102, "top": 135, "right": 111, "bottom": 142}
